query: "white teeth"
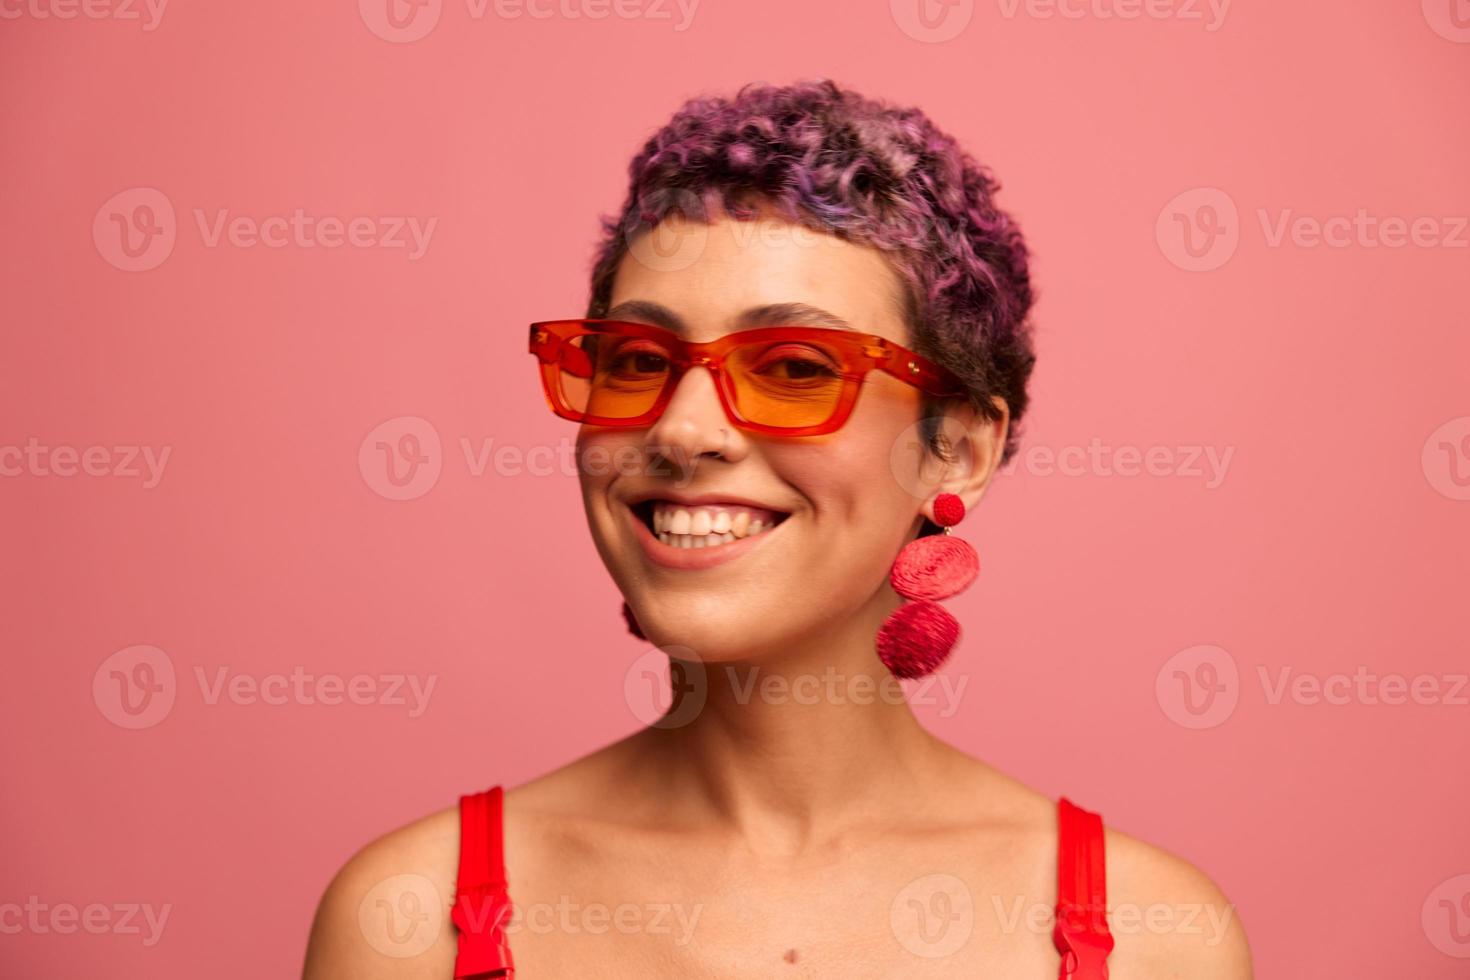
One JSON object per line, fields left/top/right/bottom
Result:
{"left": 658, "top": 531, "right": 738, "bottom": 549}
{"left": 645, "top": 500, "right": 787, "bottom": 551}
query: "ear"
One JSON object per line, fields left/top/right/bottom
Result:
{"left": 926, "top": 395, "right": 1010, "bottom": 523}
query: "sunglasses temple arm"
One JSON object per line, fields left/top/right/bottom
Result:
{"left": 876, "top": 347, "right": 966, "bottom": 397}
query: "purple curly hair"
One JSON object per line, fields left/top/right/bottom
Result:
{"left": 586, "top": 78, "right": 1036, "bottom": 469}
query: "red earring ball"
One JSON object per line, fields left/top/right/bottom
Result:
{"left": 889, "top": 535, "right": 979, "bottom": 600}
{"left": 876, "top": 600, "right": 961, "bottom": 679}
{"left": 876, "top": 492, "right": 979, "bottom": 679}
{"left": 933, "top": 491, "right": 966, "bottom": 527}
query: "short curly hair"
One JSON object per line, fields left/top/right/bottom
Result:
{"left": 585, "top": 77, "right": 1036, "bottom": 471}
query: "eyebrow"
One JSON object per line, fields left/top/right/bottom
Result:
{"left": 602, "top": 300, "right": 857, "bottom": 333}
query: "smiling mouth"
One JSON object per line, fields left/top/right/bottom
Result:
{"left": 630, "top": 499, "right": 791, "bottom": 549}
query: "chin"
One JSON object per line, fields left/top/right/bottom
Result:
{"left": 626, "top": 595, "right": 774, "bottom": 660}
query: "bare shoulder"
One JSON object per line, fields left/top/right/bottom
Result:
{"left": 301, "top": 804, "right": 460, "bottom": 979}
{"left": 1101, "top": 822, "right": 1254, "bottom": 980}
{"left": 299, "top": 744, "right": 630, "bottom": 979}
{"left": 937, "top": 750, "right": 1252, "bottom": 978}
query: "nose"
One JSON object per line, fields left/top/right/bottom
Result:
{"left": 642, "top": 363, "right": 744, "bottom": 473}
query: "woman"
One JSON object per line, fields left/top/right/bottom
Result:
{"left": 304, "top": 79, "right": 1252, "bottom": 979}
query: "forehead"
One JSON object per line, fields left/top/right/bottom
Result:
{"left": 607, "top": 205, "right": 911, "bottom": 347}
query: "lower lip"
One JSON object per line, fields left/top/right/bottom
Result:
{"left": 627, "top": 504, "right": 786, "bottom": 570}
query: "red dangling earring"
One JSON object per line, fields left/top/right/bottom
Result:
{"left": 621, "top": 600, "right": 646, "bottom": 640}
{"left": 876, "top": 491, "right": 979, "bottom": 679}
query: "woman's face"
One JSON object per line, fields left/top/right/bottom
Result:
{"left": 578, "top": 205, "right": 983, "bottom": 665}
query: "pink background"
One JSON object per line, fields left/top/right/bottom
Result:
{"left": 3, "top": 0, "right": 1468, "bottom": 975}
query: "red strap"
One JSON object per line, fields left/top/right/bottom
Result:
{"left": 451, "top": 787, "right": 515, "bottom": 979}
{"left": 1054, "top": 796, "right": 1114, "bottom": 980}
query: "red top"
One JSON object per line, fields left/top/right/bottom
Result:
{"left": 452, "top": 787, "right": 1113, "bottom": 979}
{"left": 1054, "top": 795, "right": 1116, "bottom": 978}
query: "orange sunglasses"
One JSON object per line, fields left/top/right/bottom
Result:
{"left": 528, "top": 318, "right": 966, "bottom": 436}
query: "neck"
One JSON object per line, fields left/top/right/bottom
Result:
{"left": 627, "top": 600, "right": 955, "bottom": 855}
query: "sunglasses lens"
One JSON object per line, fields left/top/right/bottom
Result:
{"left": 727, "top": 339, "right": 847, "bottom": 429}
{"left": 555, "top": 330, "right": 673, "bottom": 420}
{"left": 541, "top": 326, "right": 857, "bottom": 431}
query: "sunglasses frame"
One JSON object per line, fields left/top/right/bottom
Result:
{"left": 528, "top": 318, "right": 967, "bottom": 436}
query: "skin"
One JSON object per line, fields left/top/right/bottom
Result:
{"left": 303, "top": 201, "right": 1254, "bottom": 979}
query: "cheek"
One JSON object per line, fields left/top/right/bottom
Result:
{"left": 770, "top": 383, "right": 924, "bottom": 544}
{"left": 575, "top": 429, "right": 637, "bottom": 495}
{"left": 573, "top": 430, "right": 641, "bottom": 542}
